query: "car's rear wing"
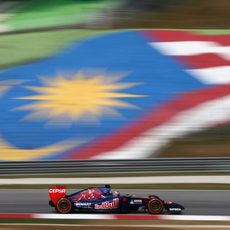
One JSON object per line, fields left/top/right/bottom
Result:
{"left": 48, "top": 186, "right": 67, "bottom": 205}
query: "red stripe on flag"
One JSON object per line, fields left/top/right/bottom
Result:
{"left": 208, "top": 35, "right": 230, "bottom": 46}
{"left": 65, "top": 84, "right": 230, "bottom": 159}
{"left": 114, "top": 214, "right": 162, "bottom": 220}
{"left": 142, "top": 30, "right": 230, "bottom": 46}
{"left": 176, "top": 53, "right": 230, "bottom": 69}
{"left": 0, "top": 213, "right": 32, "bottom": 219}
{"left": 143, "top": 30, "right": 196, "bottom": 42}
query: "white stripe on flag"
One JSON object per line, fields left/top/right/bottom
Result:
{"left": 94, "top": 95, "right": 230, "bottom": 159}
{"left": 150, "top": 41, "right": 230, "bottom": 60}
{"left": 187, "top": 66, "right": 230, "bottom": 84}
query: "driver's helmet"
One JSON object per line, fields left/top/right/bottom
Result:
{"left": 100, "top": 187, "right": 111, "bottom": 195}
{"left": 113, "top": 191, "right": 120, "bottom": 197}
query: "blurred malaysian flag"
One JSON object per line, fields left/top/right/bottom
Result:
{"left": 0, "top": 30, "right": 229, "bottom": 161}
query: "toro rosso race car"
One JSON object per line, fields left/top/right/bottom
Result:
{"left": 49, "top": 185, "right": 184, "bottom": 214}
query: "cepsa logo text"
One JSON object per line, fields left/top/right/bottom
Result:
{"left": 49, "top": 188, "right": 66, "bottom": 193}
{"left": 95, "top": 198, "right": 119, "bottom": 209}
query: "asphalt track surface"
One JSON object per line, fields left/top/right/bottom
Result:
{"left": 0, "top": 189, "right": 229, "bottom": 215}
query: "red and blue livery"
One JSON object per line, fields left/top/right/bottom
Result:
{"left": 48, "top": 185, "right": 184, "bottom": 214}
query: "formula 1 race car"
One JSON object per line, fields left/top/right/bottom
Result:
{"left": 48, "top": 185, "right": 184, "bottom": 214}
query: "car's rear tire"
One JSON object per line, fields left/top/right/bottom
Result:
{"left": 56, "top": 197, "right": 72, "bottom": 214}
{"left": 147, "top": 198, "right": 164, "bottom": 214}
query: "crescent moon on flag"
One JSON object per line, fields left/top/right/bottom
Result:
{"left": 0, "top": 72, "right": 144, "bottom": 161}
{"left": 0, "top": 137, "right": 85, "bottom": 161}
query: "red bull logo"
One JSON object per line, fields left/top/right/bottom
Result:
{"left": 95, "top": 198, "right": 119, "bottom": 209}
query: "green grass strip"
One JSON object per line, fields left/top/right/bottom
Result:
{"left": 5, "top": 0, "right": 123, "bottom": 31}
{"left": 0, "top": 29, "right": 106, "bottom": 69}
{"left": 0, "top": 219, "right": 229, "bottom": 228}
{"left": 194, "top": 29, "right": 230, "bottom": 35}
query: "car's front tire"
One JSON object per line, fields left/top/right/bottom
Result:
{"left": 56, "top": 197, "right": 72, "bottom": 214}
{"left": 147, "top": 198, "right": 164, "bottom": 214}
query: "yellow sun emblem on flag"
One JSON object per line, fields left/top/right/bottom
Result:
{"left": 15, "top": 72, "right": 145, "bottom": 125}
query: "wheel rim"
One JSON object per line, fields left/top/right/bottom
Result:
{"left": 60, "top": 200, "right": 69, "bottom": 210}
{"left": 151, "top": 201, "right": 161, "bottom": 211}
{"left": 57, "top": 198, "right": 71, "bottom": 213}
{"left": 148, "top": 199, "right": 163, "bottom": 214}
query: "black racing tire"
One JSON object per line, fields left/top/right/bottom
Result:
{"left": 56, "top": 197, "right": 72, "bottom": 214}
{"left": 147, "top": 198, "right": 164, "bottom": 214}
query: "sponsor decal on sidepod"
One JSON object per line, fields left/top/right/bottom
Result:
{"left": 169, "top": 208, "right": 182, "bottom": 211}
{"left": 95, "top": 198, "right": 119, "bottom": 209}
{"left": 75, "top": 203, "right": 91, "bottom": 207}
{"left": 49, "top": 189, "right": 66, "bottom": 193}
{"left": 130, "top": 199, "right": 142, "bottom": 204}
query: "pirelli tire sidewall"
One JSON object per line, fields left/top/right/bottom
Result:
{"left": 147, "top": 198, "right": 164, "bottom": 214}
{"left": 56, "top": 197, "right": 73, "bottom": 214}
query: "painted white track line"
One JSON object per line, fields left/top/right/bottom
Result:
{"left": 35, "top": 213, "right": 113, "bottom": 220}
{"left": 1, "top": 213, "right": 230, "bottom": 222}
{"left": 0, "top": 175, "right": 230, "bottom": 185}
{"left": 33, "top": 214, "right": 230, "bottom": 221}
